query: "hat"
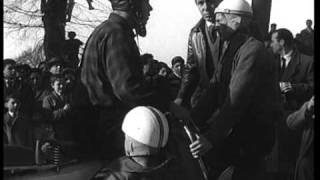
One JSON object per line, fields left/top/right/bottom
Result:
{"left": 215, "top": 0, "right": 253, "bottom": 16}
{"left": 47, "top": 57, "right": 65, "bottom": 68}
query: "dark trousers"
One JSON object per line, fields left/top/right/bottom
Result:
{"left": 95, "top": 107, "right": 125, "bottom": 160}
{"left": 295, "top": 157, "right": 313, "bottom": 180}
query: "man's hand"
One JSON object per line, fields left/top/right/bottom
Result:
{"left": 279, "top": 82, "right": 293, "bottom": 93}
{"left": 63, "top": 104, "right": 71, "bottom": 111}
{"left": 169, "top": 102, "right": 192, "bottom": 123}
{"left": 189, "top": 134, "right": 212, "bottom": 158}
{"left": 306, "top": 96, "right": 314, "bottom": 118}
{"left": 174, "top": 98, "right": 183, "bottom": 106}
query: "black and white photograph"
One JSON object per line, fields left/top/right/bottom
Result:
{"left": 3, "top": 0, "right": 314, "bottom": 179}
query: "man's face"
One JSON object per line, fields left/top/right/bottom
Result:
{"left": 172, "top": 62, "right": 184, "bottom": 77}
{"left": 196, "top": 0, "right": 220, "bottom": 22}
{"left": 306, "top": 20, "right": 312, "bottom": 28}
{"left": 140, "top": 0, "right": 152, "bottom": 25}
{"left": 270, "top": 32, "right": 282, "bottom": 54}
{"left": 65, "top": 74, "right": 76, "bottom": 89}
{"left": 5, "top": 98, "right": 20, "bottom": 113}
{"left": 52, "top": 79, "right": 65, "bottom": 95}
{"left": 3, "top": 64, "right": 16, "bottom": 78}
{"left": 215, "top": 13, "right": 236, "bottom": 40}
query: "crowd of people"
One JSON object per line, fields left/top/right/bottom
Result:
{"left": 4, "top": 0, "right": 314, "bottom": 180}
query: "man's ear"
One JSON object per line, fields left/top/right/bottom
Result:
{"left": 279, "top": 39, "right": 285, "bottom": 46}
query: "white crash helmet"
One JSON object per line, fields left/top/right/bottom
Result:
{"left": 214, "top": 0, "right": 253, "bottom": 17}
{"left": 122, "top": 106, "right": 169, "bottom": 148}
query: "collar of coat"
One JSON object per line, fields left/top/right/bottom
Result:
{"left": 109, "top": 13, "right": 135, "bottom": 38}
{"left": 191, "top": 18, "right": 207, "bottom": 33}
{"left": 106, "top": 152, "right": 174, "bottom": 173}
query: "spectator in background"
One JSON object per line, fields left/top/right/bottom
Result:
{"left": 3, "top": 59, "right": 17, "bottom": 95}
{"left": 270, "top": 28, "right": 314, "bottom": 111}
{"left": 4, "top": 60, "right": 34, "bottom": 119}
{"left": 28, "top": 68, "right": 49, "bottom": 141}
{"left": 42, "top": 57, "right": 65, "bottom": 94}
{"left": 62, "top": 68, "right": 76, "bottom": 95}
{"left": 296, "top": 19, "right": 314, "bottom": 56}
{"left": 270, "top": 28, "right": 314, "bottom": 180}
{"left": 3, "top": 94, "right": 34, "bottom": 148}
{"left": 157, "top": 62, "right": 170, "bottom": 78}
{"left": 168, "top": 56, "right": 185, "bottom": 100}
{"left": 42, "top": 74, "right": 73, "bottom": 142}
{"left": 64, "top": 31, "right": 83, "bottom": 69}
{"left": 15, "top": 64, "right": 32, "bottom": 85}
{"left": 286, "top": 96, "right": 314, "bottom": 180}
{"left": 265, "top": 23, "right": 277, "bottom": 48}
{"left": 140, "top": 53, "right": 156, "bottom": 77}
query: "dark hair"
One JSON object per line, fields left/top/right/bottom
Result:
{"left": 62, "top": 68, "right": 76, "bottom": 76}
{"left": 171, "top": 56, "right": 185, "bottom": 66}
{"left": 140, "top": 53, "right": 153, "bottom": 65}
{"left": 30, "top": 68, "right": 41, "bottom": 74}
{"left": 50, "top": 74, "right": 65, "bottom": 84}
{"left": 273, "top": 28, "right": 294, "bottom": 47}
{"left": 3, "top": 59, "right": 16, "bottom": 68}
{"left": 68, "top": 31, "right": 76, "bottom": 38}
{"left": 5, "top": 93, "right": 20, "bottom": 103}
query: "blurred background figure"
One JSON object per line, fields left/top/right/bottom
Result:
{"left": 295, "top": 19, "right": 314, "bottom": 56}
{"left": 63, "top": 31, "right": 83, "bottom": 69}
{"left": 265, "top": 23, "right": 277, "bottom": 48}
{"left": 168, "top": 56, "right": 185, "bottom": 100}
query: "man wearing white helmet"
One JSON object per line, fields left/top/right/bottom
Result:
{"left": 91, "top": 106, "right": 179, "bottom": 180}
{"left": 189, "top": 0, "right": 280, "bottom": 179}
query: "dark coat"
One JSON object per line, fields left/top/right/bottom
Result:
{"left": 167, "top": 72, "right": 181, "bottom": 100}
{"left": 3, "top": 112, "right": 34, "bottom": 148}
{"left": 278, "top": 49, "right": 314, "bottom": 111}
{"left": 276, "top": 49, "right": 313, "bottom": 168}
{"left": 192, "top": 32, "right": 280, "bottom": 166}
{"left": 42, "top": 91, "right": 73, "bottom": 141}
{"left": 177, "top": 18, "right": 218, "bottom": 108}
{"left": 80, "top": 13, "right": 170, "bottom": 112}
{"left": 91, "top": 155, "right": 178, "bottom": 180}
{"left": 286, "top": 101, "right": 314, "bottom": 180}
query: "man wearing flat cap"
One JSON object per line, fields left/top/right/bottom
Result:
{"left": 80, "top": 0, "right": 192, "bottom": 160}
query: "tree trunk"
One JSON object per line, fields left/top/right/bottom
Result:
{"left": 251, "top": 0, "right": 272, "bottom": 41}
{"left": 42, "top": 0, "right": 68, "bottom": 61}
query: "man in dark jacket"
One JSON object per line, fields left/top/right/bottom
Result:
{"left": 80, "top": 0, "right": 191, "bottom": 159}
{"left": 175, "top": 0, "right": 222, "bottom": 109}
{"left": 189, "top": 0, "right": 280, "bottom": 179}
{"left": 270, "top": 28, "right": 314, "bottom": 180}
{"left": 286, "top": 96, "right": 314, "bottom": 180}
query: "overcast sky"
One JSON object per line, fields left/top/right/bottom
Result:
{"left": 4, "top": 0, "right": 314, "bottom": 65}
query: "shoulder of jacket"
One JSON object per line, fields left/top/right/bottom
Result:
{"left": 190, "top": 19, "right": 205, "bottom": 33}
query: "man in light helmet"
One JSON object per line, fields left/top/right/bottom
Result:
{"left": 91, "top": 106, "right": 179, "bottom": 180}
{"left": 189, "top": 0, "right": 280, "bottom": 179}
{"left": 80, "top": 0, "right": 192, "bottom": 159}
